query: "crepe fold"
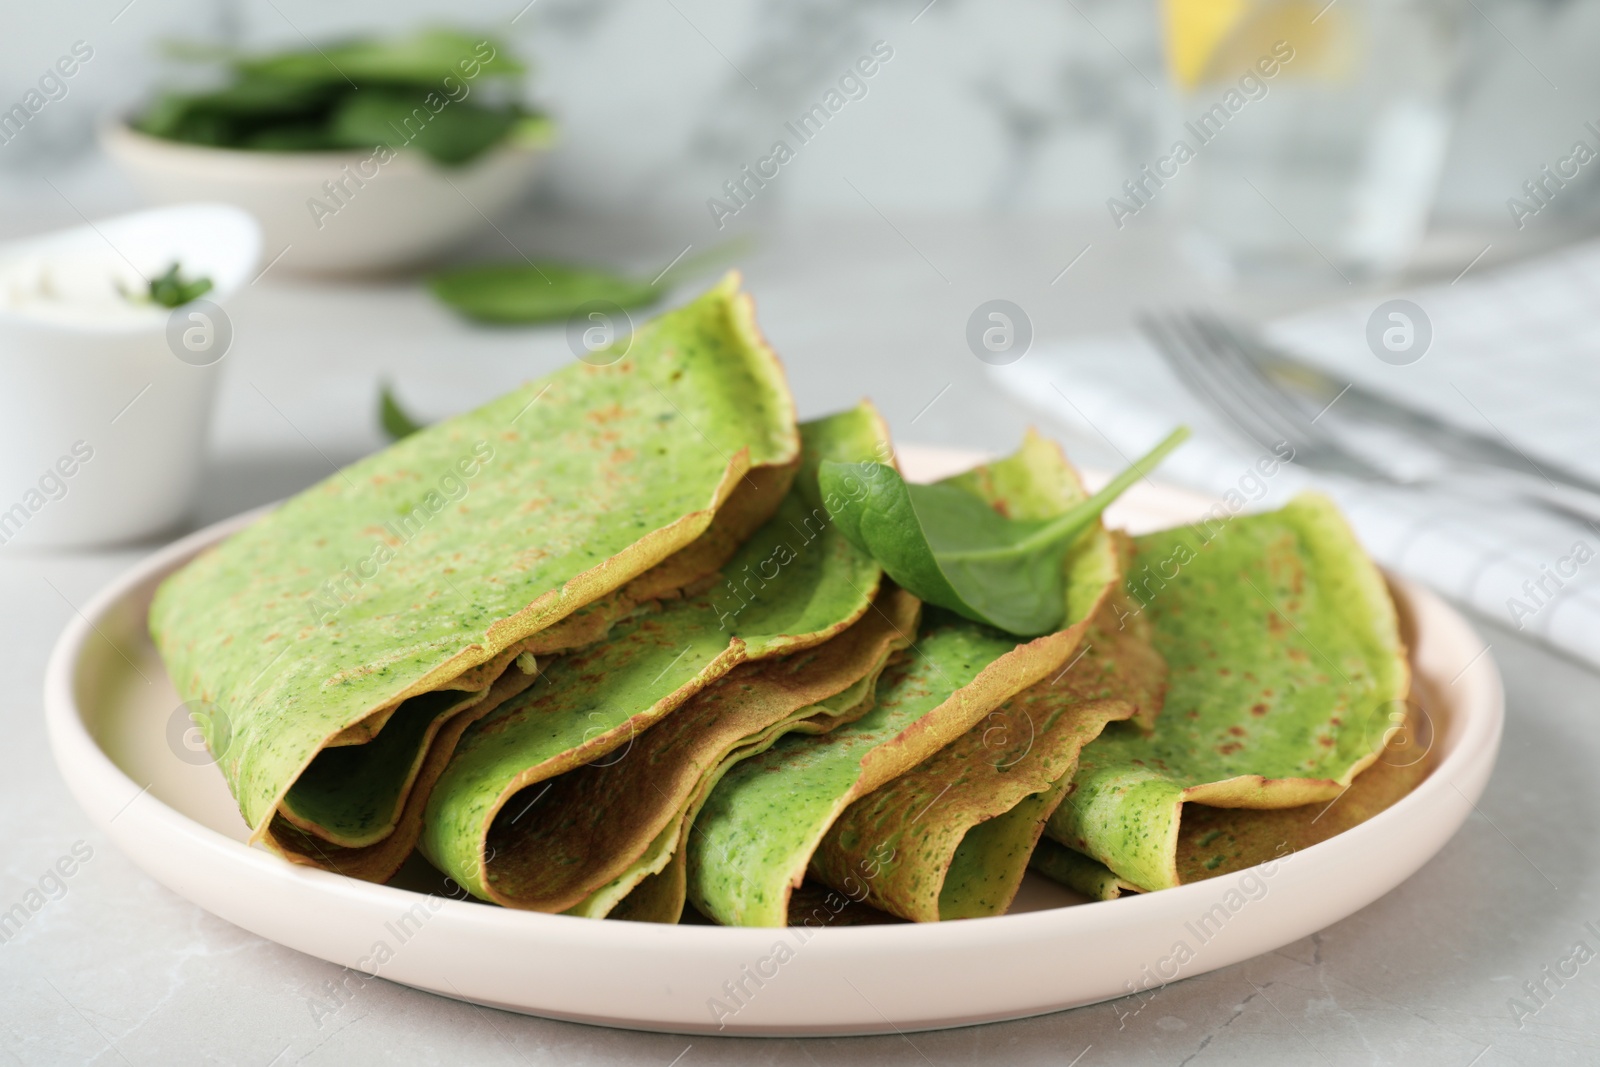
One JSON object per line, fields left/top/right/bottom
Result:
{"left": 1042, "top": 492, "right": 1412, "bottom": 893}
{"left": 1034, "top": 576, "right": 1434, "bottom": 900}
{"left": 477, "top": 584, "right": 921, "bottom": 921}
{"left": 150, "top": 273, "right": 800, "bottom": 878}
{"left": 685, "top": 433, "right": 1126, "bottom": 927}
{"left": 806, "top": 561, "right": 1165, "bottom": 922}
{"left": 419, "top": 403, "right": 897, "bottom": 904}
{"left": 1033, "top": 704, "right": 1432, "bottom": 900}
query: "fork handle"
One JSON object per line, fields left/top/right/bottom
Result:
{"left": 1454, "top": 463, "right": 1600, "bottom": 526}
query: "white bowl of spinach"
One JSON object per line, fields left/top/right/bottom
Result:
{"left": 104, "top": 29, "right": 554, "bottom": 275}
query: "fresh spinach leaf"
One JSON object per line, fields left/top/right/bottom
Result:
{"left": 427, "top": 263, "right": 663, "bottom": 324}
{"left": 818, "top": 427, "right": 1189, "bottom": 636}
{"left": 133, "top": 75, "right": 342, "bottom": 146}
{"left": 378, "top": 383, "right": 426, "bottom": 441}
{"left": 130, "top": 29, "right": 535, "bottom": 165}
{"left": 181, "top": 74, "right": 337, "bottom": 116}
{"left": 426, "top": 241, "right": 751, "bottom": 325}
{"left": 144, "top": 262, "right": 213, "bottom": 308}
{"left": 243, "top": 124, "right": 343, "bottom": 152}
{"left": 328, "top": 88, "right": 518, "bottom": 165}
{"left": 238, "top": 29, "right": 524, "bottom": 90}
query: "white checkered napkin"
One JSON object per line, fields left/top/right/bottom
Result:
{"left": 991, "top": 241, "right": 1600, "bottom": 667}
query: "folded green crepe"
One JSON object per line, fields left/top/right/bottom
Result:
{"left": 1030, "top": 838, "right": 1135, "bottom": 901}
{"left": 548, "top": 585, "right": 920, "bottom": 923}
{"left": 686, "top": 433, "right": 1123, "bottom": 927}
{"left": 1044, "top": 493, "right": 1411, "bottom": 892}
{"left": 419, "top": 404, "right": 893, "bottom": 904}
{"left": 808, "top": 557, "right": 1165, "bottom": 922}
{"left": 150, "top": 273, "right": 799, "bottom": 878}
{"left": 1032, "top": 702, "right": 1432, "bottom": 900}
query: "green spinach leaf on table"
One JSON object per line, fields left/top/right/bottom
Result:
{"left": 378, "top": 383, "right": 427, "bottom": 441}
{"left": 427, "top": 263, "right": 663, "bottom": 325}
{"left": 427, "top": 242, "right": 751, "bottom": 325}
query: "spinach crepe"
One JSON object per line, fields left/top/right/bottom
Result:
{"left": 807, "top": 564, "right": 1165, "bottom": 922}
{"left": 686, "top": 433, "right": 1124, "bottom": 926}
{"left": 420, "top": 404, "right": 895, "bottom": 905}
{"left": 150, "top": 273, "right": 799, "bottom": 877}
{"left": 1032, "top": 703, "right": 1432, "bottom": 900}
{"left": 146, "top": 264, "right": 1427, "bottom": 930}
{"left": 1030, "top": 838, "right": 1136, "bottom": 901}
{"left": 1044, "top": 493, "right": 1411, "bottom": 892}
{"left": 513, "top": 584, "right": 920, "bottom": 922}
{"left": 1171, "top": 581, "right": 1433, "bottom": 884}
{"left": 1035, "top": 581, "right": 1434, "bottom": 900}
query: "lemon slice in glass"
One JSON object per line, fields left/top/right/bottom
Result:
{"left": 1161, "top": 0, "right": 1348, "bottom": 89}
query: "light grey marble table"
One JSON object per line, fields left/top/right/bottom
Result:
{"left": 2, "top": 205, "right": 1596, "bottom": 1066}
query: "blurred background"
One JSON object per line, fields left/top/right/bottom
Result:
{"left": 8, "top": 0, "right": 1600, "bottom": 231}
{"left": 5, "top": 0, "right": 1600, "bottom": 618}
{"left": 5, "top": 0, "right": 1598, "bottom": 446}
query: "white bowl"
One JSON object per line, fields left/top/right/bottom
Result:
{"left": 101, "top": 121, "right": 554, "bottom": 275}
{"left": 0, "top": 203, "right": 260, "bottom": 549}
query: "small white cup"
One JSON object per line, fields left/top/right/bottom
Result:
{"left": 0, "top": 203, "right": 261, "bottom": 549}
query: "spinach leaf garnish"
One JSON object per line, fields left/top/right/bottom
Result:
{"left": 818, "top": 427, "right": 1189, "bottom": 636}
{"left": 143, "top": 262, "right": 213, "bottom": 308}
{"left": 378, "top": 383, "right": 426, "bottom": 441}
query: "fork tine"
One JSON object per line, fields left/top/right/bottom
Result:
{"left": 1185, "top": 312, "right": 1392, "bottom": 481}
{"left": 1182, "top": 313, "right": 1311, "bottom": 451}
{"left": 1142, "top": 310, "right": 1396, "bottom": 483}
{"left": 1138, "top": 313, "right": 1287, "bottom": 456}
{"left": 1173, "top": 318, "right": 1310, "bottom": 453}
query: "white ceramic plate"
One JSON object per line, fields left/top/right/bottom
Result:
{"left": 45, "top": 449, "right": 1503, "bottom": 1036}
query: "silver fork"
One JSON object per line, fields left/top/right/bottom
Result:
{"left": 1138, "top": 310, "right": 1600, "bottom": 524}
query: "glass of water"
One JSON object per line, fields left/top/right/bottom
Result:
{"left": 1159, "top": 0, "right": 1466, "bottom": 282}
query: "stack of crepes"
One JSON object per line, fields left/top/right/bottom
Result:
{"left": 152, "top": 272, "right": 1423, "bottom": 927}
